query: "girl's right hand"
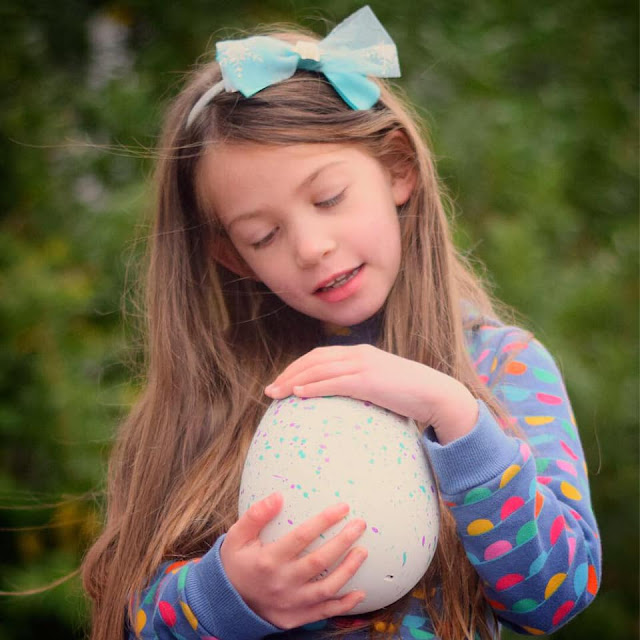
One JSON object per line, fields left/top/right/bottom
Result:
{"left": 220, "top": 492, "right": 368, "bottom": 629}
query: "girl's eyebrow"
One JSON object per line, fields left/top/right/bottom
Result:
{"left": 298, "top": 160, "right": 346, "bottom": 191}
{"left": 227, "top": 160, "right": 347, "bottom": 229}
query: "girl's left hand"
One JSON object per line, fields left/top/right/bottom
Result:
{"left": 265, "top": 345, "right": 478, "bottom": 445}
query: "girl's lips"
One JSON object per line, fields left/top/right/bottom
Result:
{"left": 313, "top": 265, "right": 364, "bottom": 303}
{"left": 315, "top": 265, "right": 363, "bottom": 292}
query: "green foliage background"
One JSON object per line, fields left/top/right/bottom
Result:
{"left": 0, "top": 1, "right": 637, "bottom": 638}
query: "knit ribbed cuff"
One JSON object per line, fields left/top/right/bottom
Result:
{"left": 185, "top": 535, "right": 282, "bottom": 639}
{"left": 423, "top": 400, "right": 519, "bottom": 497}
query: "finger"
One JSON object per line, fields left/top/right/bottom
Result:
{"left": 270, "top": 502, "right": 351, "bottom": 560}
{"left": 226, "top": 492, "right": 283, "bottom": 549}
{"left": 307, "top": 546, "right": 368, "bottom": 601}
{"left": 266, "top": 362, "right": 358, "bottom": 399}
{"left": 295, "top": 519, "right": 367, "bottom": 583}
{"left": 298, "top": 588, "right": 366, "bottom": 626}
{"left": 290, "top": 375, "right": 363, "bottom": 400}
{"left": 295, "top": 520, "right": 366, "bottom": 583}
{"left": 268, "top": 347, "right": 349, "bottom": 386}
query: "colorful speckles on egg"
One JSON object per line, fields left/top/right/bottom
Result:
{"left": 238, "top": 395, "right": 440, "bottom": 615}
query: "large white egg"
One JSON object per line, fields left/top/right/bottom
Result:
{"left": 239, "top": 395, "right": 440, "bottom": 614}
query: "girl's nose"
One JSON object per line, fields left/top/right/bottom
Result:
{"left": 292, "top": 223, "right": 337, "bottom": 268}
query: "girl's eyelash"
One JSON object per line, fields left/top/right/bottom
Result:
{"left": 316, "top": 189, "right": 346, "bottom": 208}
{"left": 251, "top": 228, "right": 278, "bottom": 249}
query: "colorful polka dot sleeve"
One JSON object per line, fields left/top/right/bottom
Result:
{"left": 129, "top": 536, "right": 281, "bottom": 639}
{"left": 128, "top": 319, "right": 600, "bottom": 639}
{"left": 424, "top": 322, "right": 601, "bottom": 635}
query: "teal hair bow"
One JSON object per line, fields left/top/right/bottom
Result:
{"left": 186, "top": 6, "right": 400, "bottom": 127}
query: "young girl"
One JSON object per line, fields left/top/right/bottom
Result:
{"left": 82, "top": 7, "right": 601, "bottom": 639}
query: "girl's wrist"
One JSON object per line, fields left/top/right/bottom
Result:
{"left": 431, "top": 382, "right": 479, "bottom": 445}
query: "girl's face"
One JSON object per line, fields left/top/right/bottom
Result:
{"left": 200, "top": 142, "right": 414, "bottom": 327}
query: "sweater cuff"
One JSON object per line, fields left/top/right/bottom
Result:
{"left": 423, "top": 400, "right": 519, "bottom": 496}
{"left": 185, "top": 535, "right": 282, "bottom": 639}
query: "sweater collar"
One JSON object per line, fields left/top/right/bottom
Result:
{"left": 321, "top": 312, "right": 382, "bottom": 346}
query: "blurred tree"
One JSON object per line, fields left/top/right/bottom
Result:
{"left": 0, "top": 0, "right": 637, "bottom": 638}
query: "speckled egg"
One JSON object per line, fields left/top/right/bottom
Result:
{"left": 239, "top": 395, "right": 440, "bottom": 614}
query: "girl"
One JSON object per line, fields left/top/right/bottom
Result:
{"left": 82, "top": 7, "right": 601, "bottom": 640}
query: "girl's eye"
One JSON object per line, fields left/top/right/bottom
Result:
{"left": 315, "top": 189, "right": 346, "bottom": 209}
{"left": 251, "top": 228, "right": 278, "bottom": 249}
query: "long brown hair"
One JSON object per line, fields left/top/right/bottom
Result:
{"left": 82, "top": 27, "right": 514, "bottom": 640}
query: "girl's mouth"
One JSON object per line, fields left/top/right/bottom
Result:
{"left": 316, "top": 266, "right": 363, "bottom": 292}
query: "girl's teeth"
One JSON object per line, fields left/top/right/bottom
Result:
{"left": 320, "top": 267, "right": 360, "bottom": 291}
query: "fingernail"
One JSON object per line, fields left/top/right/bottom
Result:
{"left": 293, "top": 385, "right": 303, "bottom": 395}
{"left": 265, "top": 492, "right": 280, "bottom": 508}
{"left": 347, "top": 519, "right": 366, "bottom": 534}
{"left": 328, "top": 503, "right": 349, "bottom": 517}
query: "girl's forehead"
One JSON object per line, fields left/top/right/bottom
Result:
{"left": 202, "top": 142, "right": 352, "bottom": 174}
{"left": 198, "top": 142, "right": 372, "bottom": 219}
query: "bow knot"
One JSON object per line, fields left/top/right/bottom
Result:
{"left": 293, "top": 40, "right": 321, "bottom": 62}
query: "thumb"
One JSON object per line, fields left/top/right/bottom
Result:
{"left": 227, "top": 492, "right": 284, "bottom": 549}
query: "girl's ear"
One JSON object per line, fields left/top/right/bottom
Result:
{"left": 385, "top": 131, "right": 418, "bottom": 207}
{"left": 210, "top": 233, "right": 259, "bottom": 280}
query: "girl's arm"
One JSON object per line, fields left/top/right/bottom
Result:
{"left": 266, "top": 325, "right": 601, "bottom": 633}
{"left": 129, "top": 539, "right": 279, "bottom": 640}
{"left": 129, "top": 495, "right": 367, "bottom": 639}
{"left": 424, "top": 324, "right": 601, "bottom": 633}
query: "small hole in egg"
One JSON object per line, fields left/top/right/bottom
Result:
{"left": 384, "top": 575, "right": 394, "bottom": 581}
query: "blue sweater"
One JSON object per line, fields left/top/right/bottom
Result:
{"left": 128, "top": 319, "right": 601, "bottom": 639}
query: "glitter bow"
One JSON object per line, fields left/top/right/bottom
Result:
{"left": 187, "top": 6, "right": 400, "bottom": 127}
